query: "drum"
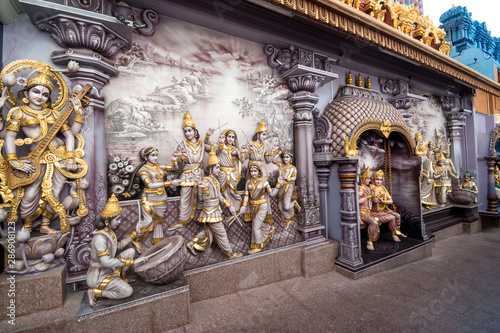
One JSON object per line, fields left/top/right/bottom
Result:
{"left": 134, "top": 235, "right": 187, "bottom": 285}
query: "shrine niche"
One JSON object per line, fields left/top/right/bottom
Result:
{"left": 313, "top": 74, "right": 430, "bottom": 276}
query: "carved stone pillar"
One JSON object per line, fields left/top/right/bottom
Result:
{"left": 21, "top": 0, "right": 158, "bottom": 282}
{"left": 265, "top": 44, "right": 338, "bottom": 247}
{"left": 337, "top": 160, "right": 363, "bottom": 267}
{"left": 485, "top": 157, "right": 499, "bottom": 212}
{"left": 379, "top": 78, "right": 426, "bottom": 122}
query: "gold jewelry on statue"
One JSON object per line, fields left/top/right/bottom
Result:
{"left": 22, "top": 97, "right": 29, "bottom": 104}
{"left": 205, "top": 134, "right": 210, "bottom": 140}
{"left": 164, "top": 181, "right": 171, "bottom": 187}
{"left": 182, "top": 111, "right": 196, "bottom": 128}
{"left": 373, "top": 169, "right": 384, "bottom": 180}
{"left": 27, "top": 67, "right": 55, "bottom": 91}
{"left": 171, "top": 160, "right": 178, "bottom": 166}
{"left": 101, "top": 194, "right": 122, "bottom": 218}
{"left": 74, "top": 114, "right": 85, "bottom": 123}
{"left": 360, "top": 164, "right": 371, "bottom": 182}
{"left": 5, "top": 153, "right": 18, "bottom": 161}
{"left": 241, "top": 201, "right": 248, "bottom": 207}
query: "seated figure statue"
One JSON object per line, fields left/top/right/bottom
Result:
{"left": 86, "top": 194, "right": 147, "bottom": 308}
{"left": 370, "top": 170, "right": 406, "bottom": 242}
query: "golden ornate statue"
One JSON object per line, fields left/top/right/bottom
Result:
{"left": 86, "top": 194, "right": 147, "bottom": 308}
{"left": 434, "top": 152, "right": 458, "bottom": 206}
{"left": 186, "top": 149, "right": 242, "bottom": 259}
{"left": 421, "top": 148, "right": 437, "bottom": 209}
{"left": 358, "top": 164, "right": 379, "bottom": 250}
{"left": 0, "top": 60, "right": 90, "bottom": 233}
{"left": 243, "top": 119, "right": 279, "bottom": 178}
{"left": 414, "top": 132, "right": 429, "bottom": 157}
{"left": 370, "top": 170, "right": 406, "bottom": 242}
{"left": 274, "top": 151, "right": 301, "bottom": 228}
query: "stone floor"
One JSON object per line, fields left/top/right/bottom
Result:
{"left": 164, "top": 227, "right": 500, "bottom": 333}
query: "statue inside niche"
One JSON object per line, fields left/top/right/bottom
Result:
{"left": 0, "top": 59, "right": 90, "bottom": 234}
{"left": 87, "top": 194, "right": 147, "bottom": 308}
{"left": 185, "top": 149, "right": 242, "bottom": 259}
{"left": 495, "top": 166, "right": 500, "bottom": 200}
{"left": 168, "top": 111, "right": 214, "bottom": 231}
{"left": 358, "top": 164, "right": 380, "bottom": 250}
{"left": 434, "top": 153, "right": 458, "bottom": 206}
{"left": 370, "top": 170, "right": 407, "bottom": 242}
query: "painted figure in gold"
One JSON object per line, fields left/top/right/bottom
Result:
{"left": 87, "top": 194, "right": 147, "bottom": 308}
{"left": 216, "top": 129, "right": 246, "bottom": 213}
{"left": 274, "top": 151, "right": 300, "bottom": 228}
{"left": 0, "top": 60, "right": 89, "bottom": 233}
{"left": 421, "top": 148, "right": 437, "bottom": 209}
{"left": 127, "top": 147, "right": 181, "bottom": 252}
{"left": 370, "top": 170, "right": 406, "bottom": 242}
{"left": 240, "top": 162, "right": 278, "bottom": 253}
{"left": 358, "top": 164, "right": 379, "bottom": 250}
{"left": 434, "top": 153, "right": 458, "bottom": 206}
{"left": 244, "top": 120, "right": 279, "bottom": 177}
{"left": 168, "top": 111, "right": 213, "bottom": 230}
{"left": 186, "top": 149, "right": 242, "bottom": 259}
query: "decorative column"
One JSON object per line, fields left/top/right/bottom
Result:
{"left": 441, "top": 95, "right": 472, "bottom": 177}
{"left": 379, "top": 78, "right": 426, "bottom": 122}
{"left": 21, "top": 0, "right": 159, "bottom": 282}
{"left": 485, "top": 157, "right": 499, "bottom": 212}
{"left": 265, "top": 45, "right": 338, "bottom": 247}
{"left": 337, "top": 160, "right": 363, "bottom": 267}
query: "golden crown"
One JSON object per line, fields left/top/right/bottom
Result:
{"left": 182, "top": 111, "right": 196, "bottom": 129}
{"left": 360, "top": 164, "right": 371, "bottom": 181}
{"left": 255, "top": 120, "right": 268, "bottom": 133}
{"left": 27, "top": 68, "right": 54, "bottom": 92}
{"left": 372, "top": 170, "right": 384, "bottom": 180}
{"left": 438, "top": 152, "right": 446, "bottom": 161}
{"left": 207, "top": 148, "right": 221, "bottom": 166}
{"left": 249, "top": 162, "right": 262, "bottom": 174}
{"left": 101, "top": 194, "right": 123, "bottom": 218}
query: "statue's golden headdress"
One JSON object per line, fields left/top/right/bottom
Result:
{"left": 249, "top": 162, "right": 263, "bottom": 175}
{"left": 27, "top": 67, "right": 55, "bottom": 92}
{"left": 495, "top": 165, "right": 499, "bottom": 174}
{"left": 360, "top": 164, "right": 371, "bottom": 182}
{"left": 438, "top": 152, "right": 446, "bottom": 162}
{"left": 140, "top": 147, "right": 158, "bottom": 161}
{"left": 372, "top": 170, "right": 384, "bottom": 180}
{"left": 182, "top": 111, "right": 196, "bottom": 129}
{"left": 415, "top": 132, "right": 422, "bottom": 141}
{"left": 256, "top": 120, "right": 268, "bottom": 133}
{"left": 281, "top": 150, "right": 293, "bottom": 158}
{"left": 101, "top": 194, "right": 122, "bottom": 219}
{"left": 207, "top": 148, "right": 221, "bottom": 166}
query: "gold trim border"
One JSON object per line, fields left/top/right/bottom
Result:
{"left": 261, "top": 0, "right": 500, "bottom": 96}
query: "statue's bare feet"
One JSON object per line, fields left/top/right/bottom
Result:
{"left": 40, "top": 226, "right": 58, "bottom": 234}
{"left": 229, "top": 252, "right": 243, "bottom": 259}
{"left": 367, "top": 241, "right": 374, "bottom": 251}
{"left": 186, "top": 241, "right": 197, "bottom": 256}
{"left": 248, "top": 248, "right": 261, "bottom": 254}
{"left": 87, "top": 289, "right": 100, "bottom": 308}
{"left": 392, "top": 235, "right": 401, "bottom": 242}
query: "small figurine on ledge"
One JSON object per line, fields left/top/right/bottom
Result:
{"left": 370, "top": 170, "right": 406, "bottom": 242}
{"left": 358, "top": 164, "right": 380, "bottom": 250}
{"left": 87, "top": 194, "right": 147, "bottom": 308}
{"left": 186, "top": 149, "right": 242, "bottom": 259}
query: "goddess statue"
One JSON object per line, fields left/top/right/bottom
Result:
{"left": 243, "top": 120, "right": 279, "bottom": 177}
{"left": 216, "top": 129, "right": 246, "bottom": 213}
{"left": 0, "top": 60, "right": 89, "bottom": 233}
{"left": 434, "top": 153, "right": 458, "bottom": 206}
{"left": 421, "top": 148, "right": 437, "bottom": 209}
{"left": 274, "top": 151, "right": 300, "bottom": 228}
{"left": 240, "top": 162, "right": 278, "bottom": 253}
{"left": 126, "top": 147, "right": 181, "bottom": 252}
{"left": 370, "top": 170, "right": 406, "bottom": 242}
{"left": 186, "top": 149, "right": 242, "bottom": 259}
{"left": 168, "top": 111, "right": 213, "bottom": 230}
{"left": 87, "top": 194, "right": 147, "bottom": 308}
{"left": 358, "top": 164, "right": 379, "bottom": 250}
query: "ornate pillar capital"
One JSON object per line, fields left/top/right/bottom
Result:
{"left": 379, "top": 78, "right": 426, "bottom": 121}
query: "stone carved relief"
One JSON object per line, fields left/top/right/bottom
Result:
{"left": 441, "top": 95, "right": 461, "bottom": 111}
{"left": 264, "top": 44, "right": 337, "bottom": 75}
{"left": 286, "top": 75, "right": 325, "bottom": 93}
{"left": 337, "top": 85, "right": 385, "bottom": 101}
{"left": 379, "top": 78, "right": 413, "bottom": 95}
{"left": 312, "top": 108, "right": 332, "bottom": 141}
